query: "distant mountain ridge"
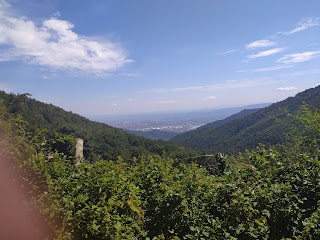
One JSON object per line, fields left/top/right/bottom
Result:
{"left": 126, "top": 108, "right": 261, "bottom": 141}
{"left": 117, "top": 104, "right": 270, "bottom": 140}
{"left": 170, "top": 108, "right": 262, "bottom": 145}
{"left": 170, "top": 85, "right": 320, "bottom": 153}
{"left": 100, "top": 103, "right": 271, "bottom": 122}
{"left": 125, "top": 129, "right": 179, "bottom": 140}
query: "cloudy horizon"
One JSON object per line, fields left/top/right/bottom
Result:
{"left": 0, "top": 0, "right": 319, "bottom": 116}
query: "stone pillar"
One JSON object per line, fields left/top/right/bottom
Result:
{"left": 75, "top": 138, "right": 84, "bottom": 165}
{"left": 215, "top": 152, "right": 226, "bottom": 175}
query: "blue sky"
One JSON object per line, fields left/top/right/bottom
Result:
{"left": 0, "top": 0, "right": 320, "bottom": 116}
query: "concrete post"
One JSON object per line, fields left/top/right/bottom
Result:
{"left": 75, "top": 138, "right": 84, "bottom": 165}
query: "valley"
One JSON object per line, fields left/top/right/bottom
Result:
{"left": 1, "top": 1, "right": 319, "bottom": 238}
{"left": 99, "top": 103, "right": 271, "bottom": 140}
{"left": 1, "top": 86, "right": 320, "bottom": 239}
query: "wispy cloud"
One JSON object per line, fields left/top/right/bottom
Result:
{"left": 217, "top": 49, "right": 239, "bottom": 55}
{"left": 146, "top": 79, "right": 274, "bottom": 94}
{"left": 279, "top": 69, "right": 320, "bottom": 78}
{"left": 282, "top": 17, "right": 320, "bottom": 35}
{"left": 277, "top": 87, "right": 297, "bottom": 91}
{"left": 216, "top": 79, "right": 274, "bottom": 89}
{"left": 41, "top": 74, "right": 57, "bottom": 80}
{"left": 246, "top": 40, "right": 277, "bottom": 49}
{"left": 247, "top": 48, "right": 286, "bottom": 59}
{"left": 309, "top": 43, "right": 320, "bottom": 47}
{"left": 117, "top": 72, "right": 142, "bottom": 78}
{"left": 0, "top": 1, "right": 131, "bottom": 75}
{"left": 128, "top": 98, "right": 135, "bottom": 102}
{"left": 237, "top": 65, "right": 292, "bottom": 73}
{"left": 151, "top": 86, "right": 204, "bottom": 93}
{"left": 0, "top": 0, "right": 9, "bottom": 12}
{"left": 202, "top": 96, "right": 217, "bottom": 101}
{"left": 277, "top": 51, "right": 320, "bottom": 64}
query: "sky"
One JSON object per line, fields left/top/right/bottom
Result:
{"left": 0, "top": 0, "right": 320, "bottom": 117}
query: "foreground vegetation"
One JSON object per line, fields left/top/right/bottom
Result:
{"left": 1, "top": 98, "right": 320, "bottom": 239}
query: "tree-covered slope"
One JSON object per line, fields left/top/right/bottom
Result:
{"left": 125, "top": 129, "right": 179, "bottom": 140}
{"left": 170, "top": 85, "right": 320, "bottom": 153}
{"left": 3, "top": 95, "right": 320, "bottom": 240}
{"left": 0, "top": 91, "right": 196, "bottom": 160}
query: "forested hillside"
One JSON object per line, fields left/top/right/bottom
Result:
{"left": 2, "top": 92, "right": 320, "bottom": 239}
{"left": 171, "top": 108, "right": 261, "bottom": 146}
{"left": 170, "top": 85, "right": 320, "bottom": 153}
{"left": 0, "top": 91, "right": 196, "bottom": 161}
{"left": 125, "top": 129, "right": 179, "bottom": 140}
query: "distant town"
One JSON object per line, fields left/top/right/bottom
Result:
{"left": 106, "top": 119, "right": 204, "bottom": 133}
{"left": 101, "top": 103, "right": 271, "bottom": 134}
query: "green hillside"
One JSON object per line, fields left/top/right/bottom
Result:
{"left": 2, "top": 90, "right": 320, "bottom": 239}
{"left": 125, "top": 129, "right": 179, "bottom": 140}
{"left": 170, "top": 85, "right": 320, "bottom": 153}
{"left": 0, "top": 91, "right": 196, "bottom": 161}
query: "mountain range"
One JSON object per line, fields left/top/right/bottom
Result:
{"left": 124, "top": 129, "right": 179, "bottom": 140}
{"left": 2, "top": 85, "right": 320, "bottom": 159}
{"left": 170, "top": 85, "right": 320, "bottom": 154}
{"left": 101, "top": 103, "right": 271, "bottom": 140}
{"left": 0, "top": 91, "right": 196, "bottom": 161}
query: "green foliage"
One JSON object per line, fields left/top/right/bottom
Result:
{"left": 2, "top": 92, "right": 320, "bottom": 239}
{"left": 0, "top": 91, "right": 197, "bottom": 161}
{"left": 23, "top": 143, "right": 320, "bottom": 239}
{"left": 296, "top": 103, "right": 320, "bottom": 136}
{"left": 171, "top": 85, "right": 320, "bottom": 154}
{"left": 126, "top": 129, "right": 179, "bottom": 141}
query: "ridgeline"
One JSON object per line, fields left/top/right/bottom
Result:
{"left": 170, "top": 85, "right": 320, "bottom": 154}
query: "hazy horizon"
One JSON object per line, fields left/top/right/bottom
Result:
{"left": 90, "top": 102, "right": 272, "bottom": 119}
{"left": 0, "top": 0, "right": 320, "bottom": 115}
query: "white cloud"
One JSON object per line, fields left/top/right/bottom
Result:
{"left": 277, "top": 87, "right": 297, "bottom": 91}
{"left": 246, "top": 40, "right": 277, "bottom": 49}
{"left": 277, "top": 51, "right": 320, "bottom": 64}
{"left": 117, "top": 72, "right": 142, "bottom": 78}
{"left": 202, "top": 96, "right": 217, "bottom": 100}
{"left": 217, "top": 49, "right": 239, "bottom": 55}
{"left": 152, "top": 86, "right": 204, "bottom": 93}
{"left": 128, "top": 98, "right": 135, "bottom": 102}
{"left": 237, "top": 65, "right": 292, "bottom": 73}
{"left": 171, "top": 86, "right": 204, "bottom": 92}
{"left": 0, "top": 1, "right": 131, "bottom": 75}
{"left": 112, "top": 103, "right": 118, "bottom": 106}
{"left": 0, "top": 0, "right": 10, "bottom": 12}
{"left": 247, "top": 48, "right": 285, "bottom": 58}
{"left": 283, "top": 17, "right": 320, "bottom": 35}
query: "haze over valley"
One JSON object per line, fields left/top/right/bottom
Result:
{"left": 1, "top": 0, "right": 320, "bottom": 239}
{"left": 98, "top": 103, "right": 271, "bottom": 138}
